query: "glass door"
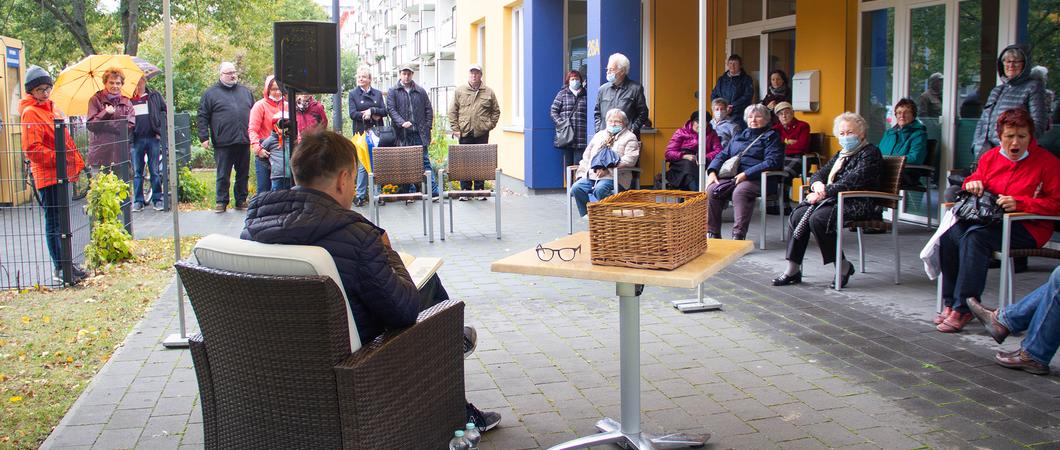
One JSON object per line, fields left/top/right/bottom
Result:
{"left": 900, "top": 3, "right": 948, "bottom": 219}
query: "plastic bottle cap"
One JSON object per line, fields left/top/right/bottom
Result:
{"left": 455, "top": 430, "right": 464, "bottom": 437}
{"left": 466, "top": 423, "right": 476, "bottom": 429}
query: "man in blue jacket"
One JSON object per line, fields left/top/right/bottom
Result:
{"left": 711, "top": 54, "right": 756, "bottom": 128}
{"left": 241, "top": 130, "right": 501, "bottom": 432}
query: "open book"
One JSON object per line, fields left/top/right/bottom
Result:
{"left": 398, "top": 252, "right": 443, "bottom": 290}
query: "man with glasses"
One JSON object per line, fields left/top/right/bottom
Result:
{"left": 197, "top": 62, "right": 255, "bottom": 213}
{"left": 595, "top": 53, "right": 649, "bottom": 138}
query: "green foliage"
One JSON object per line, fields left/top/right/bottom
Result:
{"left": 189, "top": 144, "right": 214, "bottom": 169}
{"left": 84, "top": 172, "right": 133, "bottom": 268}
{"left": 428, "top": 114, "right": 453, "bottom": 171}
{"left": 177, "top": 166, "right": 209, "bottom": 203}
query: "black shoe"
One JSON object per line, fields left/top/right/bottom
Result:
{"left": 829, "top": 263, "right": 855, "bottom": 289}
{"left": 772, "top": 271, "right": 802, "bottom": 286}
{"left": 466, "top": 403, "right": 501, "bottom": 432}
{"left": 234, "top": 202, "right": 247, "bottom": 211}
{"left": 463, "top": 326, "right": 477, "bottom": 359}
{"left": 353, "top": 197, "right": 367, "bottom": 208}
{"left": 1014, "top": 257, "right": 1029, "bottom": 274}
{"left": 731, "top": 233, "right": 746, "bottom": 241}
{"left": 707, "top": 232, "right": 720, "bottom": 239}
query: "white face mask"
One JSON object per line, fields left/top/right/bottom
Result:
{"left": 269, "top": 94, "right": 282, "bottom": 102}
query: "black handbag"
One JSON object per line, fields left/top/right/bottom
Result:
{"left": 953, "top": 189, "right": 1004, "bottom": 225}
{"left": 374, "top": 118, "right": 397, "bottom": 147}
{"left": 554, "top": 119, "right": 575, "bottom": 148}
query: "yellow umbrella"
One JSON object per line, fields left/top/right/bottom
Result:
{"left": 51, "top": 54, "right": 144, "bottom": 117}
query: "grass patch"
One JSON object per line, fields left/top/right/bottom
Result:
{"left": 181, "top": 168, "right": 258, "bottom": 211}
{"left": 0, "top": 236, "right": 200, "bottom": 449}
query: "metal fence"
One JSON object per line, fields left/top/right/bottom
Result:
{"left": 0, "top": 112, "right": 193, "bottom": 290}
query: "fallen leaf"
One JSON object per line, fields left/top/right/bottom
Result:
{"left": 8, "top": 396, "right": 21, "bottom": 403}
{"left": 42, "top": 316, "right": 50, "bottom": 324}
{"left": 20, "top": 316, "right": 30, "bottom": 324}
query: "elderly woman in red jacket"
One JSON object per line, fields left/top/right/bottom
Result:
{"left": 664, "top": 110, "right": 722, "bottom": 191}
{"left": 771, "top": 102, "right": 810, "bottom": 214}
{"left": 935, "top": 107, "right": 1060, "bottom": 333}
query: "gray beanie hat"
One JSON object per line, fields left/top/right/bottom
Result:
{"left": 25, "top": 65, "right": 54, "bottom": 93}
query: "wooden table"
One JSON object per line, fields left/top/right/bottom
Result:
{"left": 491, "top": 232, "right": 753, "bottom": 450}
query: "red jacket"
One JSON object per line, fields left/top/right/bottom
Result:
{"left": 773, "top": 118, "right": 810, "bottom": 156}
{"left": 249, "top": 75, "right": 286, "bottom": 154}
{"left": 665, "top": 120, "right": 723, "bottom": 163}
{"left": 296, "top": 97, "right": 328, "bottom": 137}
{"left": 19, "top": 97, "right": 84, "bottom": 189}
{"left": 964, "top": 142, "right": 1060, "bottom": 247}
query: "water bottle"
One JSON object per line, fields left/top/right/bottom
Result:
{"left": 464, "top": 422, "right": 481, "bottom": 449}
{"left": 448, "top": 430, "right": 470, "bottom": 450}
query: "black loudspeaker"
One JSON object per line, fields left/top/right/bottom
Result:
{"left": 274, "top": 21, "right": 338, "bottom": 93}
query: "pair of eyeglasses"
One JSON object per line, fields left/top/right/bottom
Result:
{"left": 536, "top": 244, "right": 581, "bottom": 262}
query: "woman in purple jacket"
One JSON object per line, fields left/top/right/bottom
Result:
{"left": 664, "top": 111, "right": 722, "bottom": 191}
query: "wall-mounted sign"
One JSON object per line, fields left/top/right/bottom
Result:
{"left": 6, "top": 47, "right": 18, "bottom": 68}
{"left": 586, "top": 38, "right": 600, "bottom": 58}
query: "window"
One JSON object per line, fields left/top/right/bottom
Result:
{"left": 858, "top": 8, "right": 894, "bottom": 145}
{"left": 511, "top": 7, "right": 524, "bottom": 126}
{"left": 476, "top": 24, "right": 486, "bottom": 68}
{"left": 727, "top": 0, "right": 796, "bottom": 101}
{"left": 730, "top": 1, "right": 763, "bottom": 25}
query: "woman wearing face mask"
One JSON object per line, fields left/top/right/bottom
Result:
{"left": 664, "top": 110, "right": 722, "bottom": 192}
{"left": 932, "top": 108, "right": 1060, "bottom": 333}
{"left": 86, "top": 68, "right": 135, "bottom": 171}
{"left": 295, "top": 93, "right": 328, "bottom": 136}
{"left": 570, "top": 108, "right": 641, "bottom": 217}
{"left": 248, "top": 75, "right": 286, "bottom": 196}
{"left": 772, "top": 112, "right": 882, "bottom": 289}
{"left": 705, "top": 104, "right": 784, "bottom": 240}
{"left": 761, "top": 70, "right": 791, "bottom": 111}
{"left": 710, "top": 98, "right": 742, "bottom": 149}
{"left": 550, "top": 70, "right": 588, "bottom": 168}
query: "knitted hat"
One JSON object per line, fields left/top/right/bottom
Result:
{"left": 25, "top": 65, "right": 53, "bottom": 93}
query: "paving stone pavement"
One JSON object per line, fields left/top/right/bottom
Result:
{"left": 41, "top": 181, "right": 1060, "bottom": 449}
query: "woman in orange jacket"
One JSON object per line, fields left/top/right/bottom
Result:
{"left": 19, "top": 65, "right": 87, "bottom": 283}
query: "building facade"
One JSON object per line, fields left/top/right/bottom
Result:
{"left": 350, "top": 0, "right": 458, "bottom": 114}
{"left": 454, "top": 0, "right": 1059, "bottom": 222}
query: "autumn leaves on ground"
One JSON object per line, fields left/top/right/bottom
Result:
{"left": 0, "top": 237, "right": 199, "bottom": 449}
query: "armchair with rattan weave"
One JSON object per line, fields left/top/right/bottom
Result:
{"left": 438, "top": 143, "right": 502, "bottom": 240}
{"left": 367, "top": 145, "right": 435, "bottom": 242}
{"left": 176, "top": 262, "right": 466, "bottom": 449}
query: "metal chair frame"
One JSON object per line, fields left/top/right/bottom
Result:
{"left": 833, "top": 156, "right": 905, "bottom": 290}
{"left": 366, "top": 145, "right": 434, "bottom": 243}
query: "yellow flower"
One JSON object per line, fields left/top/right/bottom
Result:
{"left": 8, "top": 396, "right": 22, "bottom": 403}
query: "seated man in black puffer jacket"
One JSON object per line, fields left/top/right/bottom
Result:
{"left": 240, "top": 130, "right": 501, "bottom": 433}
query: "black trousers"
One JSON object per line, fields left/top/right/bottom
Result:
{"left": 786, "top": 202, "right": 844, "bottom": 266}
{"left": 458, "top": 134, "right": 489, "bottom": 190}
{"left": 940, "top": 221, "right": 1036, "bottom": 312}
{"left": 214, "top": 143, "right": 250, "bottom": 205}
{"left": 416, "top": 274, "right": 450, "bottom": 312}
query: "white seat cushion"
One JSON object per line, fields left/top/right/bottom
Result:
{"left": 192, "top": 234, "right": 362, "bottom": 352}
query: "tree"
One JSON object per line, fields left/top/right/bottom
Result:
{"left": 37, "top": 0, "right": 98, "bottom": 56}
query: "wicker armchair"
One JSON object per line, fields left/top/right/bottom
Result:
{"left": 834, "top": 155, "right": 905, "bottom": 290}
{"left": 177, "top": 238, "right": 465, "bottom": 449}
{"left": 368, "top": 145, "right": 435, "bottom": 243}
{"left": 438, "top": 144, "right": 502, "bottom": 240}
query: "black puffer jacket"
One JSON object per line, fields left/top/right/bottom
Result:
{"left": 241, "top": 187, "right": 420, "bottom": 344}
{"left": 809, "top": 143, "right": 884, "bottom": 223}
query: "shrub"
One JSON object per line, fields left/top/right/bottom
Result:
{"left": 84, "top": 172, "right": 133, "bottom": 268}
{"left": 189, "top": 145, "right": 215, "bottom": 169}
{"left": 178, "top": 166, "right": 209, "bottom": 203}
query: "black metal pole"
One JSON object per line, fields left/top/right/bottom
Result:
{"left": 53, "top": 119, "right": 73, "bottom": 286}
{"left": 333, "top": 0, "right": 342, "bottom": 134}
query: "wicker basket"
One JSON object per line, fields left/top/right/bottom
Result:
{"left": 587, "top": 189, "right": 708, "bottom": 270}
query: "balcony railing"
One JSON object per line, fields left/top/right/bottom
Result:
{"left": 414, "top": 27, "right": 435, "bottom": 58}
{"left": 430, "top": 86, "right": 455, "bottom": 119}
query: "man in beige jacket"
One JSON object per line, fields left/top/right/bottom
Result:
{"left": 448, "top": 64, "right": 501, "bottom": 196}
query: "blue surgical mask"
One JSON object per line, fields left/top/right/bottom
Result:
{"left": 608, "top": 125, "right": 622, "bottom": 135}
{"left": 570, "top": 80, "right": 582, "bottom": 90}
{"left": 606, "top": 73, "right": 616, "bottom": 83}
{"left": 838, "top": 135, "right": 860, "bottom": 151}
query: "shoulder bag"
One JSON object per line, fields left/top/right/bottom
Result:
{"left": 952, "top": 189, "right": 1004, "bottom": 225}
{"left": 717, "top": 132, "right": 765, "bottom": 179}
{"left": 553, "top": 100, "right": 576, "bottom": 148}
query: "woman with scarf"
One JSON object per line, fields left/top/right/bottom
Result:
{"left": 570, "top": 108, "right": 640, "bottom": 217}
{"left": 550, "top": 70, "right": 589, "bottom": 168}
{"left": 705, "top": 104, "right": 784, "bottom": 240}
{"left": 772, "top": 112, "right": 883, "bottom": 288}
{"left": 86, "top": 68, "right": 135, "bottom": 171}
{"left": 664, "top": 110, "right": 722, "bottom": 191}
{"left": 761, "top": 70, "right": 791, "bottom": 111}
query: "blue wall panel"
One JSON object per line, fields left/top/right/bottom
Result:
{"left": 523, "top": 0, "right": 566, "bottom": 189}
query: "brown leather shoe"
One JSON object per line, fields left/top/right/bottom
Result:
{"left": 995, "top": 349, "right": 1050, "bottom": 375}
{"left": 234, "top": 202, "right": 248, "bottom": 211}
{"left": 934, "top": 306, "right": 952, "bottom": 325}
{"left": 937, "top": 310, "right": 973, "bottom": 333}
{"left": 966, "top": 297, "right": 1009, "bottom": 344}
{"left": 214, "top": 203, "right": 227, "bottom": 213}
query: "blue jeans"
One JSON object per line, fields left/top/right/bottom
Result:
{"left": 570, "top": 178, "right": 614, "bottom": 217}
{"left": 403, "top": 131, "right": 439, "bottom": 196}
{"left": 38, "top": 184, "right": 63, "bottom": 269}
{"left": 998, "top": 266, "right": 1060, "bottom": 365}
{"left": 356, "top": 164, "right": 369, "bottom": 200}
{"left": 255, "top": 157, "right": 271, "bottom": 195}
{"left": 270, "top": 178, "right": 293, "bottom": 190}
{"left": 131, "top": 137, "right": 162, "bottom": 204}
